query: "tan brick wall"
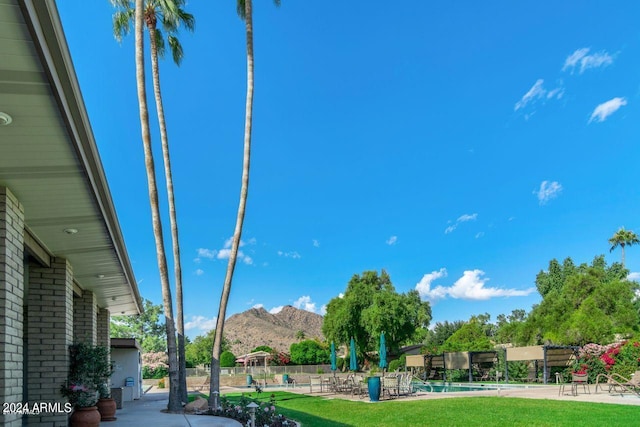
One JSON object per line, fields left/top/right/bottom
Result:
{"left": 0, "top": 187, "right": 25, "bottom": 427}
{"left": 74, "top": 291, "right": 97, "bottom": 345}
{"left": 97, "top": 307, "right": 110, "bottom": 349}
{"left": 27, "top": 257, "right": 74, "bottom": 426}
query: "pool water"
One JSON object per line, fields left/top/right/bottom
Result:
{"left": 413, "top": 382, "right": 513, "bottom": 393}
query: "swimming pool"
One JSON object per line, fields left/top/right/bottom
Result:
{"left": 412, "top": 382, "right": 526, "bottom": 393}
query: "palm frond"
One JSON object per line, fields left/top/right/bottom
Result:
{"left": 167, "top": 36, "right": 184, "bottom": 66}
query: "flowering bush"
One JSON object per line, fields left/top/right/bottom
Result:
{"left": 572, "top": 340, "right": 640, "bottom": 383}
{"left": 208, "top": 393, "right": 293, "bottom": 427}
{"left": 142, "top": 351, "right": 169, "bottom": 379}
{"left": 60, "top": 382, "right": 98, "bottom": 408}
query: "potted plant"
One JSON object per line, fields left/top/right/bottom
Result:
{"left": 93, "top": 345, "right": 117, "bottom": 421}
{"left": 61, "top": 343, "right": 101, "bottom": 427}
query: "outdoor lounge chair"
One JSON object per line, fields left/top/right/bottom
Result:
{"left": 595, "top": 371, "right": 640, "bottom": 396}
{"left": 382, "top": 375, "right": 399, "bottom": 399}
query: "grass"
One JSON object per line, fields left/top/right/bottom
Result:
{"left": 209, "top": 391, "right": 639, "bottom": 426}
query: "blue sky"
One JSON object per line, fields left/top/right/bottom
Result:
{"left": 57, "top": 1, "right": 640, "bottom": 340}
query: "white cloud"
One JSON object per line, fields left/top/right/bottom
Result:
{"left": 627, "top": 272, "right": 640, "bottom": 281}
{"left": 386, "top": 235, "right": 398, "bottom": 245}
{"left": 195, "top": 238, "right": 256, "bottom": 265}
{"left": 458, "top": 213, "right": 477, "bottom": 222}
{"left": 475, "top": 232, "right": 485, "bottom": 239}
{"left": 185, "top": 315, "right": 217, "bottom": 332}
{"left": 515, "top": 79, "right": 545, "bottom": 111}
{"left": 515, "top": 79, "right": 563, "bottom": 112}
{"left": 195, "top": 269, "right": 204, "bottom": 276}
{"left": 589, "top": 97, "right": 627, "bottom": 123}
{"left": 278, "top": 250, "right": 301, "bottom": 259}
{"left": 338, "top": 292, "right": 344, "bottom": 298}
{"left": 320, "top": 305, "right": 327, "bottom": 315}
{"left": 293, "top": 295, "right": 322, "bottom": 314}
{"left": 195, "top": 248, "right": 217, "bottom": 262}
{"left": 415, "top": 268, "right": 448, "bottom": 300}
{"left": 269, "top": 305, "right": 284, "bottom": 314}
{"left": 415, "top": 269, "right": 535, "bottom": 301}
{"left": 252, "top": 303, "right": 264, "bottom": 309}
{"left": 563, "top": 48, "right": 614, "bottom": 74}
{"left": 445, "top": 213, "right": 478, "bottom": 234}
{"left": 312, "top": 239, "right": 320, "bottom": 247}
{"left": 535, "top": 180, "right": 562, "bottom": 205}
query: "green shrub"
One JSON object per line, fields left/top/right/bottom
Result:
{"left": 157, "top": 378, "right": 165, "bottom": 389}
{"left": 388, "top": 359, "right": 403, "bottom": 372}
{"left": 611, "top": 341, "right": 640, "bottom": 380}
{"left": 220, "top": 350, "right": 237, "bottom": 368}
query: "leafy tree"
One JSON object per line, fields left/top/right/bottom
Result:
{"left": 252, "top": 345, "right": 274, "bottom": 353}
{"left": 184, "top": 329, "right": 228, "bottom": 367}
{"left": 220, "top": 351, "right": 237, "bottom": 368}
{"left": 424, "top": 320, "right": 465, "bottom": 348}
{"left": 295, "top": 330, "right": 306, "bottom": 341}
{"left": 494, "top": 309, "right": 528, "bottom": 345}
{"left": 609, "top": 227, "right": 640, "bottom": 267}
{"left": 210, "top": 0, "right": 281, "bottom": 409}
{"left": 322, "top": 270, "right": 432, "bottom": 361}
{"left": 111, "top": 298, "right": 167, "bottom": 353}
{"left": 289, "top": 340, "right": 330, "bottom": 365}
{"left": 441, "top": 319, "right": 493, "bottom": 352}
{"left": 524, "top": 255, "right": 638, "bottom": 345}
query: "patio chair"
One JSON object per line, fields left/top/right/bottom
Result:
{"left": 570, "top": 373, "right": 589, "bottom": 396}
{"left": 397, "top": 373, "right": 414, "bottom": 397}
{"left": 595, "top": 371, "right": 640, "bottom": 396}
{"left": 351, "top": 375, "right": 367, "bottom": 398}
{"left": 382, "top": 375, "right": 399, "bottom": 399}
{"left": 309, "top": 376, "right": 324, "bottom": 393}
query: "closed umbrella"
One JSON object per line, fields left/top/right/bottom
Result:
{"left": 349, "top": 337, "right": 358, "bottom": 371}
{"left": 379, "top": 332, "right": 388, "bottom": 372}
{"left": 330, "top": 342, "right": 337, "bottom": 372}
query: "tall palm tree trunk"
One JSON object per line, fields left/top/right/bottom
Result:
{"left": 135, "top": 0, "right": 181, "bottom": 412}
{"left": 209, "top": 0, "right": 255, "bottom": 410}
{"left": 146, "top": 20, "right": 188, "bottom": 405}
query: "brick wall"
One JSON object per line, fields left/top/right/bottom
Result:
{"left": 27, "top": 257, "right": 74, "bottom": 426}
{"left": 74, "top": 291, "right": 97, "bottom": 345}
{"left": 0, "top": 187, "right": 25, "bottom": 427}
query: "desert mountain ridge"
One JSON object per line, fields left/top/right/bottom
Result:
{"left": 223, "top": 305, "right": 324, "bottom": 356}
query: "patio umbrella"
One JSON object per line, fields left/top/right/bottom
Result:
{"left": 349, "top": 337, "right": 358, "bottom": 371}
{"left": 330, "top": 342, "right": 337, "bottom": 372}
{"left": 379, "top": 332, "right": 388, "bottom": 372}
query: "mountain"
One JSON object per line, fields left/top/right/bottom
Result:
{"left": 224, "top": 305, "right": 324, "bottom": 356}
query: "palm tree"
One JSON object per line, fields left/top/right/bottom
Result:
{"left": 120, "top": 0, "right": 182, "bottom": 411}
{"left": 112, "top": 0, "right": 194, "bottom": 405}
{"left": 609, "top": 227, "right": 640, "bottom": 268}
{"left": 208, "top": 0, "right": 280, "bottom": 410}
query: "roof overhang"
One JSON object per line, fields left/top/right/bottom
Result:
{"left": 1, "top": 0, "right": 142, "bottom": 314}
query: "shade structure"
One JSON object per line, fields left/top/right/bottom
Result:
{"left": 349, "top": 337, "right": 357, "bottom": 371}
{"left": 379, "top": 332, "right": 388, "bottom": 370}
{"left": 330, "top": 342, "right": 337, "bottom": 371}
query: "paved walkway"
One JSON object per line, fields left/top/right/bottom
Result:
{"left": 109, "top": 388, "right": 241, "bottom": 427}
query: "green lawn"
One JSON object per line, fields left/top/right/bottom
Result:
{"left": 215, "top": 391, "right": 639, "bottom": 426}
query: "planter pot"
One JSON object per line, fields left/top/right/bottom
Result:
{"left": 70, "top": 406, "right": 101, "bottom": 427}
{"left": 367, "top": 376, "right": 381, "bottom": 402}
{"left": 97, "top": 397, "right": 117, "bottom": 421}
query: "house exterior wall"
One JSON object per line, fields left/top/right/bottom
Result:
{"left": 26, "top": 257, "right": 74, "bottom": 426}
{"left": 0, "top": 187, "right": 25, "bottom": 427}
{"left": 97, "top": 307, "right": 110, "bottom": 349}
{"left": 111, "top": 347, "right": 142, "bottom": 401}
{"left": 74, "top": 290, "right": 97, "bottom": 345}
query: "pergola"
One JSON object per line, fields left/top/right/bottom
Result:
{"left": 505, "top": 345, "right": 579, "bottom": 384}
{"left": 406, "top": 351, "right": 498, "bottom": 382}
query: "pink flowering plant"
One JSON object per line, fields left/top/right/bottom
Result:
{"left": 571, "top": 339, "right": 640, "bottom": 383}
{"left": 142, "top": 351, "right": 169, "bottom": 379}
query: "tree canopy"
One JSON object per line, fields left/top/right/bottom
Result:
{"left": 289, "top": 339, "right": 330, "bottom": 365}
{"left": 111, "top": 298, "right": 167, "bottom": 353}
{"left": 322, "top": 270, "right": 432, "bottom": 360}
{"left": 524, "top": 255, "right": 638, "bottom": 345}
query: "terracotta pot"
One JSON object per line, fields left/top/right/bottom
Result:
{"left": 97, "top": 397, "right": 117, "bottom": 421}
{"left": 70, "top": 406, "right": 100, "bottom": 427}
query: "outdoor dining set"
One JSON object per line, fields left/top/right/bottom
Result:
{"left": 308, "top": 372, "right": 415, "bottom": 400}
